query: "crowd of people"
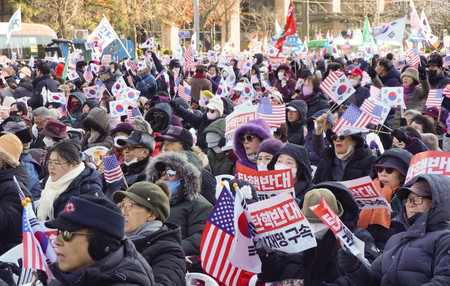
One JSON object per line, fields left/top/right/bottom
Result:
{"left": 0, "top": 46, "right": 449, "bottom": 286}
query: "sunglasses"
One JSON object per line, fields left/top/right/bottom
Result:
{"left": 331, "top": 134, "right": 347, "bottom": 141}
{"left": 57, "top": 230, "right": 94, "bottom": 242}
{"left": 206, "top": 109, "right": 216, "bottom": 113}
{"left": 161, "top": 169, "right": 177, "bottom": 178}
{"left": 375, "top": 166, "right": 395, "bottom": 174}
{"left": 239, "top": 134, "right": 256, "bottom": 144}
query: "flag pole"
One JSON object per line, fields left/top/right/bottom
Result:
{"left": 122, "top": 175, "right": 129, "bottom": 189}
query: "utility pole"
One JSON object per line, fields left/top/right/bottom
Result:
{"left": 302, "top": 0, "right": 309, "bottom": 41}
{"left": 194, "top": 0, "right": 200, "bottom": 51}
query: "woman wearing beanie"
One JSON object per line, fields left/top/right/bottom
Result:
{"left": 146, "top": 151, "right": 212, "bottom": 256}
{"left": 113, "top": 181, "right": 186, "bottom": 286}
{"left": 357, "top": 148, "right": 413, "bottom": 250}
{"left": 106, "top": 122, "right": 135, "bottom": 165}
{"left": 256, "top": 138, "right": 284, "bottom": 171}
{"left": 0, "top": 133, "right": 33, "bottom": 255}
{"left": 37, "top": 141, "right": 103, "bottom": 221}
{"left": 233, "top": 119, "right": 273, "bottom": 170}
{"left": 372, "top": 66, "right": 430, "bottom": 129}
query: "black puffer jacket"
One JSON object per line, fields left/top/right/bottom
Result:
{"left": 344, "top": 174, "right": 450, "bottom": 286}
{"left": 13, "top": 78, "right": 34, "bottom": 99}
{"left": 49, "top": 239, "right": 154, "bottom": 286}
{"left": 29, "top": 74, "right": 58, "bottom": 109}
{"left": 378, "top": 65, "right": 401, "bottom": 87}
{"left": 131, "top": 222, "right": 186, "bottom": 286}
{"left": 304, "top": 91, "right": 330, "bottom": 119}
{"left": 286, "top": 100, "right": 307, "bottom": 145}
{"left": 81, "top": 107, "right": 114, "bottom": 150}
{"left": 0, "top": 162, "right": 32, "bottom": 255}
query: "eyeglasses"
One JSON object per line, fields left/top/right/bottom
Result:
{"left": 331, "top": 134, "right": 347, "bottom": 141}
{"left": 375, "top": 166, "right": 395, "bottom": 174}
{"left": 117, "top": 201, "right": 137, "bottom": 212}
{"left": 239, "top": 134, "right": 256, "bottom": 144}
{"left": 402, "top": 196, "right": 431, "bottom": 207}
{"left": 57, "top": 230, "right": 94, "bottom": 242}
{"left": 122, "top": 145, "right": 143, "bottom": 151}
{"left": 47, "top": 160, "right": 68, "bottom": 168}
{"left": 161, "top": 169, "right": 177, "bottom": 178}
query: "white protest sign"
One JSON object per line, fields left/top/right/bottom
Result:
{"left": 236, "top": 163, "right": 295, "bottom": 201}
{"left": 224, "top": 104, "right": 258, "bottom": 147}
{"left": 310, "top": 196, "right": 370, "bottom": 267}
{"left": 340, "top": 176, "right": 391, "bottom": 210}
{"left": 248, "top": 192, "right": 317, "bottom": 253}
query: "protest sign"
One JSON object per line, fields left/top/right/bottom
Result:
{"left": 102, "top": 54, "right": 112, "bottom": 64}
{"left": 340, "top": 176, "right": 391, "bottom": 211}
{"left": 236, "top": 163, "right": 295, "bottom": 200}
{"left": 248, "top": 192, "right": 317, "bottom": 253}
{"left": 224, "top": 104, "right": 258, "bottom": 148}
{"left": 310, "top": 196, "right": 369, "bottom": 266}
{"left": 405, "top": 151, "right": 450, "bottom": 182}
{"left": 269, "top": 57, "right": 287, "bottom": 66}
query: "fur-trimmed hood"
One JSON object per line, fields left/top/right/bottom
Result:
{"left": 82, "top": 107, "right": 112, "bottom": 133}
{"left": 146, "top": 151, "right": 201, "bottom": 201}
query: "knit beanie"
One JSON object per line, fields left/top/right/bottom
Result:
{"left": 206, "top": 95, "right": 224, "bottom": 116}
{"left": 420, "top": 133, "right": 440, "bottom": 151}
{"left": 257, "top": 138, "right": 284, "bottom": 156}
{"left": 110, "top": 122, "right": 135, "bottom": 137}
{"left": 301, "top": 188, "right": 344, "bottom": 223}
{"left": 401, "top": 67, "right": 419, "bottom": 83}
{"left": 0, "top": 133, "right": 22, "bottom": 167}
{"left": 113, "top": 181, "right": 171, "bottom": 222}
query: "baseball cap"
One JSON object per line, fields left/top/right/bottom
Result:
{"left": 117, "top": 130, "right": 155, "bottom": 152}
{"left": 155, "top": 126, "right": 193, "bottom": 148}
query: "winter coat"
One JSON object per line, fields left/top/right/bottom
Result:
{"left": 131, "top": 222, "right": 186, "bottom": 286}
{"left": 21, "top": 153, "right": 43, "bottom": 201}
{"left": 146, "top": 152, "right": 213, "bottom": 256}
{"left": 342, "top": 84, "right": 370, "bottom": 108}
{"left": 286, "top": 100, "right": 307, "bottom": 145}
{"left": 145, "top": 103, "right": 173, "bottom": 135}
{"left": 303, "top": 91, "right": 330, "bottom": 119}
{"left": 0, "top": 162, "right": 32, "bottom": 255}
{"left": 267, "top": 144, "right": 313, "bottom": 201}
{"left": 51, "top": 167, "right": 104, "bottom": 218}
{"left": 185, "top": 148, "right": 217, "bottom": 205}
{"left": 67, "top": 92, "right": 87, "bottom": 125}
{"left": 29, "top": 74, "right": 58, "bottom": 109}
{"left": 49, "top": 239, "right": 154, "bottom": 286}
{"left": 378, "top": 65, "right": 401, "bottom": 87}
{"left": 344, "top": 174, "right": 450, "bottom": 286}
{"left": 429, "top": 72, "right": 450, "bottom": 110}
{"left": 136, "top": 72, "right": 157, "bottom": 99}
{"left": 13, "top": 78, "right": 34, "bottom": 99}
{"left": 189, "top": 74, "right": 212, "bottom": 103}
{"left": 80, "top": 107, "right": 114, "bottom": 150}
{"left": 312, "top": 132, "right": 377, "bottom": 184}
{"left": 234, "top": 119, "right": 273, "bottom": 170}
{"left": 271, "top": 64, "right": 297, "bottom": 103}
{"left": 209, "top": 74, "right": 222, "bottom": 95}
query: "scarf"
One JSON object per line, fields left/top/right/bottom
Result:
{"left": 335, "top": 144, "right": 355, "bottom": 161}
{"left": 126, "top": 220, "right": 163, "bottom": 240}
{"left": 401, "top": 84, "right": 418, "bottom": 107}
{"left": 37, "top": 163, "right": 85, "bottom": 221}
{"left": 194, "top": 73, "right": 207, "bottom": 79}
{"left": 298, "top": 91, "right": 315, "bottom": 103}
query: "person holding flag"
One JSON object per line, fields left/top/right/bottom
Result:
{"left": 271, "top": 63, "right": 297, "bottom": 103}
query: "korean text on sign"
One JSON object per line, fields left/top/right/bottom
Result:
{"left": 406, "top": 151, "right": 450, "bottom": 182}
{"left": 340, "top": 176, "right": 391, "bottom": 210}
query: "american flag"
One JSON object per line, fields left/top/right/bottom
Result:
{"left": 178, "top": 83, "right": 192, "bottom": 102}
{"left": 155, "top": 69, "right": 166, "bottom": 81}
{"left": 96, "top": 80, "right": 107, "bottom": 95}
{"left": 332, "top": 103, "right": 371, "bottom": 134}
{"left": 425, "top": 89, "right": 444, "bottom": 107}
{"left": 184, "top": 33, "right": 196, "bottom": 71}
{"left": 360, "top": 98, "right": 376, "bottom": 115}
{"left": 173, "top": 69, "right": 180, "bottom": 95}
{"left": 101, "top": 155, "right": 124, "bottom": 183}
{"left": 57, "top": 106, "right": 67, "bottom": 117}
{"left": 258, "top": 98, "right": 286, "bottom": 128}
{"left": 127, "top": 107, "right": 141, "bottom": 121}
{"left": 83, "top": 65, "right": 94, "bottom": 82}
{"left": 127, "top": 75, "right": 136, "bottom": 89}
{"left": 443, "top": 83, "right": 450, "bottom": 99}
{"left": 408, "top": 47, "right": 420, "bottom": 68}
{"left": 201, "top": 187, "right": 246, "bottom": 286}
{"left": 369, "top": 85, "right": 381, "bottom": 102}
{"left": 443, "top": 56, "right": 450, "bottom": 68}
{"left": 360, "top": 99, "right": 383, "bottom": 126}
{"left": 125, "top": 59, "right": 138, "bottom": 72}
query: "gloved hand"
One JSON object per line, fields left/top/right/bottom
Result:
{"left": 367, "top": 66, "right": 377, "bottom": 78}
{"left": 418, "top": 66, "right": 427, "bottom": 80}
{"left": 338, "top": 248, "right": 360, "bottom": 273}
{"left": 393, "top": 129, "right": 412, "bottom": 144}
{"left": 255, "top": 239, "right": 275, "bottom": 257}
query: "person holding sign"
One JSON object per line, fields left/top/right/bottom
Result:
{"left": 357, "top": 148, "right": 413, "bottom": 250}
{"left": 340, "top": 174, "right": 450, "bottom": 286}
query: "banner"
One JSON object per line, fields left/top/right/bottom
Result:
{"left": 310, "top": 196, "right": 369, "bottom": 266}
{"left": 405, "top": 151, "right": 450, "bottom": 182}
{"left": 340, "top": 176, "right": 391, "bottom": 210}
{"left": 248, "top": 192, "right": 317, "bottom": 253}
{"left": 236, "top": 163, "right": 295, "bottom": 201}
{"left": 225, "top": 104, "right": 258, "bottom": 145}
{"left": 268, "top": 57, "right": 287, "bottom": 66}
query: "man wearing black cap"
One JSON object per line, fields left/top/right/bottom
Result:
{"left": 155, "top": 126, "right": 193, "bottom": 152}
{"left": 427, "top": 56, "right": 450, "bottom": 111}
{"left": 104, "top": 130, "right": 155, "bottom": 198}
{"left": 46, "top": 195, "right": 154, "bottom": 285}
{"left": 97, "top": 65, "right": 117, "bottom": 96}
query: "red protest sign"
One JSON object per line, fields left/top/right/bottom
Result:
{"left": 236, "top": 163, "right": 295, "bottom": 201}
{"left": 248, "top": 192, "right": 316, "bottom": 253}
{"left": 269, "top": 57, "right": 287, "bottom": 66}
{"left": 406, "top": 151, "right": 450, "bottom": 182}
{"left": 340, "top": 176, "right": 391, "bottom": 210}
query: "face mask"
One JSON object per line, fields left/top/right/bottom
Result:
{"left": 278, "top": 72, "right": 285, "bottom": 79}
{"left": 124, "top": 149, "right": 145, "bottom": 166}
{"left": 111, "top": 69, "right": 115, "bottom": 74}
{"left": 274, "top": 163, "right": 297, "bottom": 179}
{"left": 302, "top": 87, "right": 314, "bottom": 96}
{"left": 428, "top": 70, "right": 437, "bottom": 79}
{"left": 257, "top": 163, "right": 268, "bottom": 171}
{"left": 310, "top": 223, "right": 329, "bottom": 240}
{"left": 212, "top": 146, "right": 222, "bottom": 154}
{"left": 349, "top": 79, "right": 359, "bottom": 87}
{"left": 32, "top": 124, "right": 39, "bottom": 137}
{"left": 164, "top": 178, "right": 183, "bottom": 195}
{"left": 114, "top": 135, "right": 127, "bottom": 148}
{"left": 43, "top": 137, "right": 54, "bottom": 147}
{"left": 100, "top": 75, "right": 108, "bottom": 82}
{"left": 19, "top": 73, "right": 26, "bottom": 79}
{"left": 207, "top": 112, "right": 218, "bottom": 120}
{"left": 9, "top": 111, "right": 19, "bottom": 117}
